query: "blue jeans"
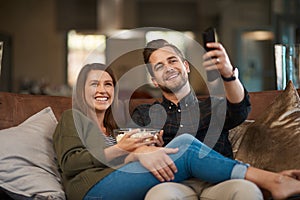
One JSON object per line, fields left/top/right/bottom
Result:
{"left": 84, "top": 134, "right": 248, "bottom": 200}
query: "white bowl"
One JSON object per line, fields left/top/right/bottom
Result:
{"left": 113, "top": 128, "right": 159, "bottom": 143}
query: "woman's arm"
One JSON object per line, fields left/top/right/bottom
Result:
{"left": 53, "top": 110, "right": 108, "bottom": 176}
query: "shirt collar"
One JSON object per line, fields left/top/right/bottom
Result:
{"left": 161, "top": 91, "right": 198, "bottom": 108}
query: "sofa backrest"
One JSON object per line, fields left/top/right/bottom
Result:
{"left": 247, "top": 90, "right": 288, "bottom": 120}
{"left": 128, "top": 89, "right": 300, "bottom": 120}
{"left": 0, "top": 92, "right": 72, "bottom": 129}
{"left": 1, "top": 89, "right": 300, "bottom": 130}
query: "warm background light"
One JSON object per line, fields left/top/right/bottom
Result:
{"left": 242, "top": 31, "right": 275, "bottom": 41}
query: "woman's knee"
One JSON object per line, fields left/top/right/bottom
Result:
{"left": 178, "top": 133, "right": 195, "bottom": 141}
{"left": 167, "top": 133, "right": 195, "bottom": 147}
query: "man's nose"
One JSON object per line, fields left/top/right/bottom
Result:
{"left": 165, "top": 65, "right": 175, "bottom": 72}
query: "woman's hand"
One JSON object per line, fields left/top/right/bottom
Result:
{"left": 154, "top": 130, "right": 164, "bottom": 147}
{"left": 116, "top": 129, "right": 156, "bottom": 152}
{"left": 126, "top": 145, "right": 179, "bottom": 182}
{"left": 105, "top": 129, "right": 156, "bottom": 162}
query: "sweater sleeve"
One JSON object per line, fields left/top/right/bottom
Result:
{"left": 53, "top": 110, "right": 108, "bottom": 177}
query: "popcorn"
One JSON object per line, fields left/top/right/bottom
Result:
{"left": 115, "top": 129, "right": 158, "bottom": 143}
{"left": 116, "top": 133, "right": 125, "bottom": 143}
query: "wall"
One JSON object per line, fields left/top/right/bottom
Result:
{"left": 0, "top": 0, "right": 66, "bottom": 92}
{"left": 0, "top": 0, "right": 276, "bottom": 94}
{"left": 218, "top": 0, "right": 274, "bottom": 91}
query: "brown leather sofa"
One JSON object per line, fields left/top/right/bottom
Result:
{"left": 0, "top": 89, "right": 290, "bottom": 130}
{"left": 0, "top": 88, "right": 299, "bottom": 199}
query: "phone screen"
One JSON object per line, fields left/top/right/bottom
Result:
{"left": 202, "top": 27, "right": 219, "bottom": 81}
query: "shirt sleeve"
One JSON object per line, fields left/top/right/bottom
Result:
{"left": 53, "top": 110, "right": 108, "bottom": 177}
{"left": 224, "top": 87, "right": 251, "bottom": 130}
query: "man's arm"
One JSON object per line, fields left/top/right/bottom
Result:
{"left": 203, "top": 42, "right": 245, "bottom": 103}
{"left": 224, "top": 88, "right": 251, "bottom": 130}
{"left": 222, "top": 69, "right": 245, "bottom": 103}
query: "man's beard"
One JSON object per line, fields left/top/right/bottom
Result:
{"left": 158, "top": 76, "right": 188, "bottom": 94}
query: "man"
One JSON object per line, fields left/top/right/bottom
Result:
{"left": 131, "top": 39, "right": 263, "bottom": 199}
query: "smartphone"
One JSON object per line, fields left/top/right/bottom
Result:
{"left": 202, "top": 27, "right": 219, "bottom": 81}
{"left": 202, "top": 27, "right": 218, "bottom": 51}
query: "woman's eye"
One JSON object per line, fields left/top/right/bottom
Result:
{"left": 104, "top": 81, "right": 114, "bottom": 87}
{"left": 91, "top": 82, "right": 98, "bottom": 87}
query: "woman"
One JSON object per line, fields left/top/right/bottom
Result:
{"left": 53, "top": 63, "right": 300, "bottom": 200}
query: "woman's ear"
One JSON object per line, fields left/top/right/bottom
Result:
{"left": 151, "top": 77, "right": 159, "bottom": 88}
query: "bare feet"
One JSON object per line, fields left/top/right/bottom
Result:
{"left": 245, "top": 168, "right": 300, "bottom": 200}
{"left": 268, "top": 174, "right": 300, "bottom": 200}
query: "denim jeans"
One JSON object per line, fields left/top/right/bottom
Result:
{"left": 84, "top": 134, "right": 247, "bottom": 200}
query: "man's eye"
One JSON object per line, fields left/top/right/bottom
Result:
{"left": 154, "top": 65, "right": 163, "bottom": 71}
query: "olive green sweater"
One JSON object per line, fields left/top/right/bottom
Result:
{"left": 53, "top": 109, "right": 115, "bottom": 200}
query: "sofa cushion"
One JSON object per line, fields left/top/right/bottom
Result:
{"left": 229, "top": 120, "right": 254, "bottom": 158}
{"left": 235, "top": 81, "right": 300, "bottom": 172}
{"left": 0, "top": 107, "right": 65, "bottom": 199}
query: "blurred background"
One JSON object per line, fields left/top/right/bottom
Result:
{"left": 0, "top": 0, "right": 299, "bottom": 96}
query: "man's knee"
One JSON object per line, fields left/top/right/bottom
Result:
{"left": 145, "top": 182, "right": 198, "bottom": 200}
{"left": 200, "top": 179, "right": 263, "bottom": 200}
{"left": 229, "top": 180, "right": 263, "bottom": 200}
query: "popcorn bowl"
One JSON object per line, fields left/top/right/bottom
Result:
{"left": 113, "top": 128, "right": 159, "bottom": 143}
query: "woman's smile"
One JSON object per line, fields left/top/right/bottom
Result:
{"left": 95, "top": 96, "right": 109, "bottom": 102}
{"left": 85, "top": 70, "right": 115, "bottom": 112}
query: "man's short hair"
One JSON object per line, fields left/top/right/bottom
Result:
{"left": 143, "top": 39, "right": 185, "bottom": 76}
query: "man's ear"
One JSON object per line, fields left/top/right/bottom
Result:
{"left": 151, "top": 77, "right": 159, "bottom": 87}
{"left": 184, "top": 60, "right": 190, "bottom": 73}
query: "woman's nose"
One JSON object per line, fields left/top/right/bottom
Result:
{"left": 96, "top": 84, "right": 106, "bottom": 92}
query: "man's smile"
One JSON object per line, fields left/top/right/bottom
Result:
{"left": 165, "top": 72, "right": 179, "bottom": 81}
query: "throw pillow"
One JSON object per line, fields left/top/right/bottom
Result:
{"left": 0, "top": 107, "right": 65, "bottom": 199}
{"left": 235, "top": 81, "right": 300, "bottom": 172}
{"left": 229, "top": 120, "right": 254, "bottom": 158}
